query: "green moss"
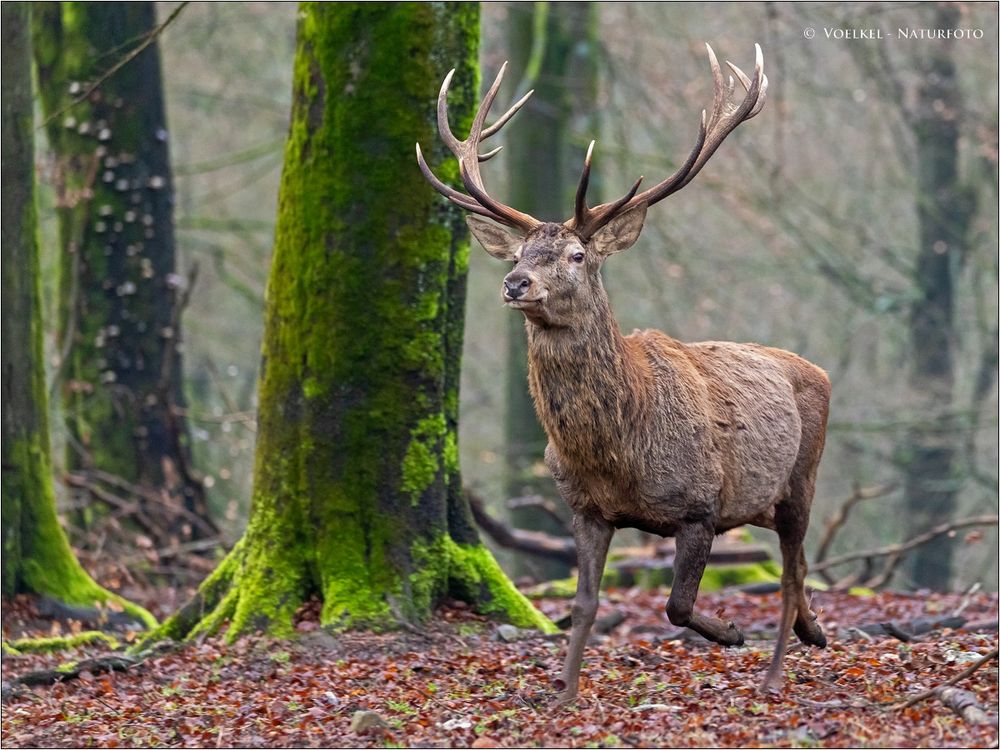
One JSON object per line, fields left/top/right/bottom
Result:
{"left": 136, "top": 538, "right": 243, "bottom": 648}
{"left": 698, "top": 560, "right": 782, "bottom": 591}
{"left": 442, "top": 432, "right": 459, "bottom": 475}
{"left": 412, "top": 536, "right": 556, "bottom": 633}
{"left": 523, "top": 577, "right": 579, "bottom": 599}
{"left": 401, "top": 415, "right": 447, "bottom": 504}
{"left": 847, "top": 586, "right": 876, "bottom": 597}
{"left": 6, "top": 631, "right": 119, "bottom": 654}
{"left": 449, "top": 541, "right": 558, "bottom": 633}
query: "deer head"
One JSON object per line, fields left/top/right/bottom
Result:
{"left": 416, "top": 45, "right": 768, "bottom": 328}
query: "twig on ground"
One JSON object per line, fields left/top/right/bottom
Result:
{"left": 897, "top": 647, "right": 999, "bottom": 710}
{"left": 953, "top": 582, "right": 983, "bottom": 618}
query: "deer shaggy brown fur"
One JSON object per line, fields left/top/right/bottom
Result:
{"left": 418, "top": 45, "right": 830, "bottom": 705}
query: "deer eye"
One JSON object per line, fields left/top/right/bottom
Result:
{"left": 570, "top": 251, "right": 585, "bottom": 263}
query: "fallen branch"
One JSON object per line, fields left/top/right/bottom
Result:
{"left": 935, "top": 687, "right": 995, "bottom": 725}
{"left": 506, "top": 495, "right": 570, "bottom": 533}
{"left": 466, "top": 490, "right": 577, "bottom": 565}
{"left": 854, "top": 616, "right": 966, "bottom": 641}
{"left": 898, "top": 647, "right": 999, "bottom": 710}
{"left": 2, "top": 654, "right": 139, "bottom": 697}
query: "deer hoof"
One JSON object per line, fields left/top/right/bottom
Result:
{"left": 793, "top": 619, "right": 827, "bottom": 648}
{"left": 759, "top": 671, "right": 783, "bottom": 695}
{"left": 552, "top": 690, "right": 578, "bottom": 709}
{"left": 724, "top": 621, "right": 745, "bottom": 647}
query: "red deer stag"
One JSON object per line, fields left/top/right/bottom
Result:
{"left": 417, "top": 44, "right": 829, "bottom": 703}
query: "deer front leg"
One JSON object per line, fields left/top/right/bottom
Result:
{"left": 555, "top": 512, "right": 614, "bottom": 706}
{"left": 666, "top": 520, "right": 744, "bottom": 646}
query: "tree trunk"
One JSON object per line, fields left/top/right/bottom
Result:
{"left": 1, "top": 3, "right": 153, "bottom": 627}
{"left": 902, "top": 4, "right": 976, "bottom": 590}
{"left": 32, "top": 2, "right": 213, "bottom": 543}
{"left": 145, "top": 3, "right": 554, "bottom": 642}
{"left": 504, "top": 2, "right": 598, "bottom": 580}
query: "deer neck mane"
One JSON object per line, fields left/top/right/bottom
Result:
{"left": 524, "top": 284, "right": 646, "bottom": 469}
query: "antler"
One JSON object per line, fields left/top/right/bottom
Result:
{"left": 416, "top": 64, "right": 542, "bottom": 233}
{"left": 570, "top": 43, "right": 768, "bottom": 238}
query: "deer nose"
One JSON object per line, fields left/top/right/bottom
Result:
{"left": 503, "top": 272, "right": 532, "bottom": 299}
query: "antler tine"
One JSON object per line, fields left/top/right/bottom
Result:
{"left": 482, "top": 88, "right": 534, "bottom": 139}
{"left": 467, "top": 62, "right": 508, "bottom": 147}
{"left": 575, "top": 175, "right": 644, "bottom": 237}
{"left": 418, "top": 63, "right": 541, "bottom": 233}
{"left": 727, "top": 59, "right": 768, "bottom": 119}
{"left": 706, "top": 43, "right": 727, "bottom": 130}
{"left": 573, "top": 140, "right": 596, "bottom": 228}
{"left": 436, "top": 69, "right": 461, "bottom": 153}
{"left": 479, "top": 145, "right": 503, "bottom": 162}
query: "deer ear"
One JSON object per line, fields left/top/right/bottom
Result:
{"left": 466, "top": 216, "right": 522, "bottom": 261}
{"left": 591, "top": 202, "right": 648, "bottom": 256}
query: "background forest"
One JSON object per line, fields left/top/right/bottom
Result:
{"left": 3, "top": 2, "right": 999, "bottom": 748}
{"left": 33, "top": 2, "right": 993, "bottom": 586}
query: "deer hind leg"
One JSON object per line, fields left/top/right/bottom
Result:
{"left": 761, "top": 499, "right": 826, "bottom": 693}
{"left": 665, "top": 520, "right": 745, "bottom": 646}
{"left": 790, "top": 545, "right": 826, "bottom": 647}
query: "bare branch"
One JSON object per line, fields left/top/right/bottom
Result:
{"left": 812, "top": 515, "right": 999, "bottom": 576}
{"left": 466, "top": 490, "right": 577, "bottom": 565}
{"left": 814, "top": 482, "right": 898, "bottom": 580}
{"left": 38, "top": 3, "right": 189, "bottom": 131}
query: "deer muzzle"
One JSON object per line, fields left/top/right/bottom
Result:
{"left": 502, "top": 271, "right": 533, "bottom": 301}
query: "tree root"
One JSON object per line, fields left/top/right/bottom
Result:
{"left": 3, "top": 631, "right": 119, "bottom": 655}
{"left": 2, "top": 641, "right": 180, "bottom": 703}
{"left": 133, "top": 538, "right": 243, "bottom": 649}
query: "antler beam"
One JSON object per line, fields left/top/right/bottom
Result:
{"left": 569, "top": 43, "right": 768, "bottom": 238}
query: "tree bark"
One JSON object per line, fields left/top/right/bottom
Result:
{"left": 32, "top": 2, "right": 212, "bottom": 542}
{"left": 144, "top": 3, "right": 554, "bottom": 642}
{"left": 902, "top": 3, "right": 976, "bottom": 590}
{"left": 1, "top": 3, "right": 153, "bottom": 627}
{"left": 504, "top": 2, "right": 598, "bottom": 579}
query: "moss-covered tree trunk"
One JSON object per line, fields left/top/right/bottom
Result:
{"left": 32, "top": 3, "right": 213, "bottom": 543}
{"left": 504, "top": 2, "right": 598, "bottom": 579}
{"left": 147, "top": 3, "right": 553, "bottom": 642}
{"left": 1, "top": 3, "right": 153, "bottom": 627}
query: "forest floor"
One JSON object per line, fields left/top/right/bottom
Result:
{"left": 2, "top": 583, "right": 998, "bottom": 748}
